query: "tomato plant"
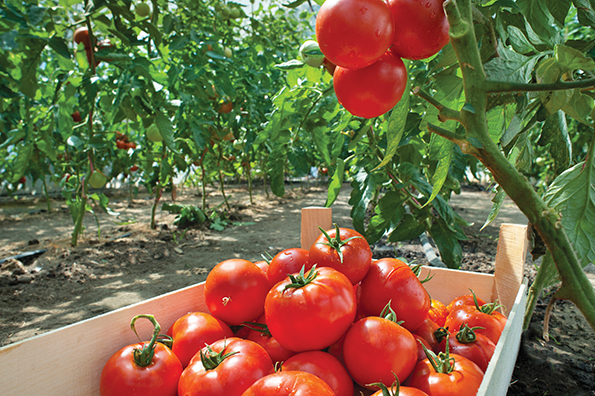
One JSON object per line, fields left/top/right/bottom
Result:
{"left": 265, "top": 265, "right": 356, "bottom": 352}
{"left": 241, "top": 370, "right": 336, "bottom": 396}
{"left": 99, "top": 315, "right": 182, "bottom": 396}
{"left": 204, "top": 259, "right": 270, "bottom": 326}
{"left": 282, "top": 351, "right": 354, "bottom": 396}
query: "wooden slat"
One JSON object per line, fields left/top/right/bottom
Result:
{"left": 494, "top": 224, "right": 529, "bottom": 315}
{"left": 420, "top": 266, "right": 495, "bottom": 307}
{"left": 300, "top": 207, "right": 332, "bottom": 250}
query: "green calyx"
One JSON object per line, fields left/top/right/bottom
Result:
{"left": 456, "top": 323, "right": 484, "bottom": 344}
{"left": 317, "top": 223, "right": 362, "bottom": 264}
{"left": 434, "top": 326, "right": 450, "bottom": 343}
{"left": 379, "top": 301, "right": 403, "bottom": 325}
{"left": 200, "top": 341, "right": 240, "bottom": 371}
{"left": 367, "top": 372, "right": 402, "bottom": 396}
{"left": 242, "top": 321, "right": 272, "bottom": 337}
{"left": 470, "top": 288, "right": 505, "bottom": 315}
{"left": 283, "top": 264, "right": 318, "bottom": 291}
{"left": 420, "top": 337, "right": 455, "bottom": 374}
{"left": 131, "top": 314, "right": 162, "bottom": 368}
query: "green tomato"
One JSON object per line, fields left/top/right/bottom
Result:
{"left": 89, "top": 170, "right": 108, "bottom": 189}
{"left": 135, "top": 2, "right": 151, "bottom": 17}
{"left": 299, "top": 40, "right": 325, "bottom": 68}
{"left": 221, "top": 7, "right": 231, "bottom": 18}
{"left": 146, "top": 124, "right": 163, "bottom": 142}
{"left": 224, "top": 47, "right": 233, "bottom": 58}
{"left": 214, "top": 2, "right": 223, "bottom": 12}
{"left": 536, "top": 157, "right": 546, "bottom": 167}
{"left": 230, "top": 8, "right": 241, "bottom": 19}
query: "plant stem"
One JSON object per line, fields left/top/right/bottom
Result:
{"left": 220, "top": 171, "right": 230, "bottom": 211}
{"left": 485, "top": 78, "right": 595, "bottom": 93}
{"left": 42, "top": 178, "right": 51, "bottom": 212}
{"left": 524, "top": 252, "right": 555, "bottom": 331}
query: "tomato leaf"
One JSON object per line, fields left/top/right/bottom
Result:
{"left": 388, "top": 213, "right": 425, "bottom": 243}
{"left": 268, "top": 146, "right": 286, "bottom": 197}
{"left": 325, "top": 158, "right": 345, "bottom": 207}
{"left": 546, "top": 0, "right": 571, "bottom": 27}
{"left": 424, "top": 135, "right": 454, "bottom": 208}
{"left": 367, "top": 191, "right": 406, "bottom": 245}
{"left": 480, "top": 186, "right": 506, "bottom": 231}
{"left": 349, "top": 168, "right": 377, "bottom": 235}
{"left": 430, "top": 217, "right": 463, "bottom": 269}
{"left": 538, "top": 111, "right": 571, "bottom": 173}
{"left": 156, "top": 112, "right": 179, "bottom": 153}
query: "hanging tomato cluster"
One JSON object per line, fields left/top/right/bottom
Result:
{"left": 99, "top": 224, "right": 508, "bottom": 396}
{"left": 315, "top": 0, "right": 450, "bottom": 118}
{"left": 115, "top": 132, "right": 136, "bottom": 150}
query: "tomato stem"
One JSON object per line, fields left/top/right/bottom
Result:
{"left": 284, "top": 264, "right": 318, "bottom": 290}
{"left": 366, "top": 372, "right": 402, "bottom": 396}
{"left": 241, "top": 321, "right": 272, "bottom": 337}
{"left": 317, "top": 223, "right": 363, "bottom": 264}
{"left": 130, "top": 314, "right": 162, "bottom": 368}
{"left": 199, "top": 341, "right": 240, "bottom": 371}
{"left": 455, "top": 323, "right": 484, "bottom": 344}
{"left": 419, "top": 337, "right": 455, "bottom": 374}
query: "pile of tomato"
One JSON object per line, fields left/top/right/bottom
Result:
{"left": 99, "top": 224, "right": 507, "bottom": 396}
{"left": 314, "top": 0, "right": 450, "bottom": 119}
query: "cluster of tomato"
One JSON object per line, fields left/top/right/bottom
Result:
{"left": 315, "top": 0, "right": 450, "bottom": 119}
{"left": 115, "top": 132, "right": 137, "bottom": 150}
{"left": 99, "top": 225, "right": 506, "bottom": 396}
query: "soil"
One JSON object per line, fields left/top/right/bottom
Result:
{"left": 0, "top": 183, "right": 594, "bottom": 395}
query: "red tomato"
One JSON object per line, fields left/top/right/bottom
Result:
{"left": 245, "top": 314, "right": 296, "bottom": 364}
{"left": 406, "top": 353, "right": 484, "bottom": 396}
{"left": 387, "top": 0, "right": 450, "bottom": 60}
{"left": 242, "top": 371, "right": 335, "bottom": 396}
{"left": 438, "top": 324, "right": 496, "bottom": 372}
{"left": 204, "top": 259, "right": 270, "bottom": 326}
{"left": 359, "top": 258, "right": 430, "bottom": 332}
{"left": 116, "top": 140, "right": 127, "bottom": 149}
{"left": 178, "top": 337, "right": 273, "bottom": 396}
{"left": 265, "top": 266, "right": 356, "bottom": 352}
{"left": 218, "top": 101, "right": 233, "bottom": 114}
{"left": 71, "top": 111, "right": 82, "bottom": 123}
{"left": 267, "top": 247, "right": 310, "bottom": 287}
{"left": 253, "top": 260, "right": 270, "bottom": 277}
{"left": 308, "top": 225, "right": 372, "bottom": 285}
{"left": 18, "top": 176, "right": 27, "bottom": 184}
{"left": 334, "top": 52, "right": 407, "bottom": 119}
{"left": 316, "top": 0, "right": 394, "bottom": 70}
{"left": 371, "top": 384, "right": 429, "bottom": 396}
{"left": 170, "top": 312, "right": 234, "bottom": 367}
{"left": 73, "top": 26, "right": 91, "bottom": 48}
{"left": 343, "top": 314, "right": 418, "bottom": 388}
{"left": 282, "top": 351, "right": 354, "bottom": 396}
{"left": 413, "top": 317, "right": 441, "bottom": 352}
{"left": 446, "top": 293, "right": 487, "bottom": 313}
{"left": 414, "top": 334, "right": 433, "bottom": 362}
{"left": 444, "top": 304, "right": 507, "bottom": 345}
{"left": 428, "top": 299, "right": 449, "bottom": 327}
{"left": 130, "top": 165, "right": 139, "bottom": 172}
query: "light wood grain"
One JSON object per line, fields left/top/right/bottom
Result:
{"left": 494, "top": 224, "right": 529, "bottom": 315}
{"left": 300, "top": 206, "right": 332, "bottom": 250}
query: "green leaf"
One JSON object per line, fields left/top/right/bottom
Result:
{"left": 546, "top": 0, "right": 571, "bottom": 26}
{"left": 349, "top": 168, "right": 376, "bottom": 235}
{"left": 275, "top": 59, "right": 306, "bottom": 70}
{"left": 325, "top": 158, "right": 345, "bottom": 207}
{"left": 12, "top": 143, "right": 33, "bottom": 182}
{"left": 375, "top": 86, "right": 410, "bottom": 171}
{"left": 563, "top": 89, "right": 594, "bottom": 124}
{"left": 268, "top": 146, "right": 286, "bottom": 197}
{"left": 544, "top": 159, "right": 595, "bottom": 268}
{"left": 424, "top": 135, "right": 454, "bottom": 208}
{"left": 573, "top": 0, "right": 595, "bottom": 29}
{"left": 555, "top": 44, "right": 595, "bottom": 72}
{"left": 430, "top": 217, "right": 463, "bottom": 269}
{"left": 388, "top": 213, "right": 425, "bottom": 242}
{"left": 516, "top": 0, "right": 557, "bottom": 40}
{"left": 48, "top": 36, "right": 71, "bottom": 59}
{"left": 484, "top": 44, "right": 540, "bottom": 83}
{"left": 367, "top": 191, "right": 406, "bottom": 244}
{"left": 156, "top": 112, "right": 178, "bottom": 153}
{"left": 507, "top": 26, "right": 537, "bottom": 54}
{"left": 481, "top": 187, "right": 506, "bottom": 230}
{"left": 282, "top": 0, "right": 308, "bottom": 8}
{"left": 538, "top": 111, "right": 571, "bottom": 172}
{"left": 27, "top": 5, "right": 47, "bottom": 25}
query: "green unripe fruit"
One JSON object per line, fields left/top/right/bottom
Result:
{"left": 89, "top": 170, "right": 108, "bottom": 189}
{"left": 146, "top": 124, "right": 163, "bottom": 142}
{"left": 299, "top": 40, "right": 325, "bottom": 68}
{"left": 224, "top": 47, "right": 233, "bottom": 58}
{"left": 230, "top": 8, "right": 241, "bottom": 19}
{"left": 135, "top": 3, "right": 151, "bottom": 17}
{"left": 221, "top": 7, "right": 231, "bottom": 18}
{"left": 214, "top": 2, "right": 223, "bottom": 12}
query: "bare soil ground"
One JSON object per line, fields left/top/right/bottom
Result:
{"left": 0, "top": 183, "right": 594, "bottom": 395}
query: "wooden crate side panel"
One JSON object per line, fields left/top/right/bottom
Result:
{"left": 0, "top": 282, "right": 207, "bottom": 396}
{"left": 300, "top": 207, "right": 332, "bottom": 250}
{"left": 420, "top": 266, "right": 496, "bottom": 307}
{"left": 494, "top": 224, "right": 529, "bottom": 315}
{"left": 479, "top": 280, "right": 528, "bottom": 396}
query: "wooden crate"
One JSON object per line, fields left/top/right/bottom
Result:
{"left": 0, "top": 207, "right": 529, "bottom": 396}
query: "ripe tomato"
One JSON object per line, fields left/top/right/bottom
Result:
{"left": 308, "top": 225, "right": 372, "bottom": 285}
{"left": 316, "top": 0, "right": 394, "bottom": 70}
{"left": 71, "top": 111, "right": 82, "bottom": 123}
{"left": 267, "top": 247, "right": 310, "bottom": 287}
{"left": 242, "top": 371, "right": 335, "bottom": 396}
{"left": 438, "top": 324, "right": 496, "bottom": 372}
{"left": 282, "top": 351, "right": 354, "bottom": 396}
{"left": 178, "top": 337, "right": 274, "bottom": 396}
{"left": 414, "top": 334, "right": 433, "bottom": 362}
{"left": 387, "top": 0, "right": 450, "bottom": 60}
{"left": 18, "top": 176, "right": 27, "bottom": 184}
{"left": 343, "top": 312, "right": 418, "bottom": 388}
{"left": 204, "top": 259, "right": 270, "bottom": 326}
{"left": 333, "top": 52, "right": 407, "bottom": 119}
{"left": 100, "top": 315, "right": 183, "bottom": 396}
{"left": 245, "top": 314, "right": 296, "bottom": 364}
{"left": 130, "top": 165, "right": 139, "bottom": 172}
{"left": 116, "top": 140, "right": 127, "bottom": 149}
{"left": 73, "top": 26, "right": 91, "bottom": 48}
{"left": 265, "top": 266, "right": 356, "bottom": 352}
{"left": 446, "top": 293, "right": 487, "bottom": 313}
{"left": 371, "top": 383, "right": 430, "bottom": 396}
{"left": 359, "top": 258, "right": 430, "bottom": 332}
{"left": 444, "top": 303, "right": 507, "bottom": 345}
{"left": 428, "top": 299, "right": 449, "bottom": 327}
{"left": 218, "top": 101, "right": 233, "bottom": 114}
{"left": 413, "top": 317, "right": 442, "bottom": 352}
{"left": 406, "top": 352, "right": 484, "bottom": 396}
{"left": 169, "top": 312, "right": 233, "bottom": 367}
{"left": 253, "top": 260, "right": 269, "bottom": 277}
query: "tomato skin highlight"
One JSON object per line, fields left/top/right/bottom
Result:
{"left": 406, "top": 353, "right": 484, "bottom": 396}
{"left": 446, "top": 294, "right": 487, "bottom": 313}
{"left": 316, "top": 0, "right": 394, "bottom": 70}
{"left": 387, "top": 0, "right": 450, "bottom": 60}
{"left": 178, "top": 337, "right": 274, "bottom": 396}
{"left": 428, "top": 299, "right": 449, "bottom": 327}
{"left": 241, "top": 370, "right": 336, "bottom": 396}
{"left": 445, "top": 305, "right": 507, "bottom": 344}
{"left": 282, "top": 351, "right": 354, "bottom": 396}
{"left": 267, "top": 248, "right": 310, "bottom": 287}
{"left": 359, "top": 258, "right": 430, "bottom": 332}
{"left": 265, "top": 266, "right": 357, "bottom": 352}
{"left": 333, "top": 52, "right": 407, "bottom": 119}
{"left": 100, "top": 342, "right": 182, "bottom": 396}
{"left": 204, "top": 259, "right": 270, "bottom": 326}
{"left": 343, "top": 315, "right": 418, "bottom": 388}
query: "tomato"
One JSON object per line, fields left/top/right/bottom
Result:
{"left": 245, "top": 314, "right": 296, "bottom": 364}
{"left": 253, "top": 260, "right": 269, "bottom": 278}
{"left": 343, "top": 309, "right": 418, "bottom": 388}
{"left": 265, "top": 266, "right": 356, "bottom": 352}
{"left": 282, "top": 351, "right": 354, "bottom": 396}
{"left": 146, "top": 124, "right": 163, "bottom": 142}
{"left": 413, "top": 317, "right": 442, "bottom": 352}
{"left": 89, "top": 170, "right": 108, "bottom": 189}
{"left": 219, "top": 101, "right": 233, "bottom": 114}
{"left": 71, "top": 111, "right": 82, "bottom": 123}
{"left": 126, "top": 142, "right": 137, "bottom": 149}
{"left": 371, "top": 382, "right": 429, "bottom": 396}
{"left": 333, "top": 52, "right": 407, "bottom": 119}
{"left": 359, "top": 258, "right": 430, "bottom": 332}
{"left": 73, "top": 26, "right": 91, "bottom": 48}
{"left": 438, "top": 324, "right": 496, "bottom": 372}
{"left": 387, "top": 0, "right": 450, "bottom": 60}
{"left": 446, "top": 293, "right": 487, "bottom": 313}
{"left": 241, "top": 371, "right": 335, "bottom": 396}
{"left": 406, "top": 352, "right": 484, "bottom": 396}
{"left": 204, "top": 259, "right": 270, "bottom": 326}
{"left": 130, "top": 165, "right": 139, "bottom": 172}
{"left": 428, "top": 299, "right": 449, "bottom": 327}
{"left": 100, "top": 315, "right": 183, "bottom": 396}
{"left": 308, "top": 225, "right": 372, "bottom": 285}
{"left": 135, "top": 2, "right": 151, "bottom": 17}
{"left": 444, "top": 303, "right": 507, "bottom": 345}
{"left": 116, "top": 140, "right": 127, "bottom": 149}
{"left": 178, "top": 337, "right": 274, "bottom": 396}
{"left": 18, "top": 176, "right": 27, "bottom": 184}
{"left": 170, "top": 312, "right": 234, "bottom": 367}
{"left": 316, "top": 0, "right": 394, "bottom": 70}
{"left": 267, "top": 248, "right": 310, "bottom": 287}
{"left": 414, "top": 334, "right": 433, "bottom": 362}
